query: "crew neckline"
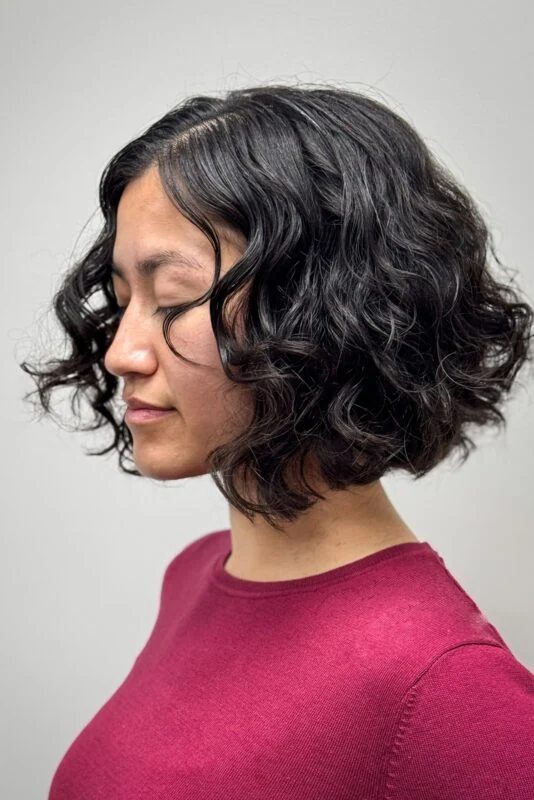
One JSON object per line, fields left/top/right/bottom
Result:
{"left": 210, "top": 532, "right": 435, "bottom": 596}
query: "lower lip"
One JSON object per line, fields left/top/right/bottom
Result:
{"left": 125, "top": 408, "right": 176, "bottom": 424}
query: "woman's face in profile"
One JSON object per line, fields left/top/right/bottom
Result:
{"left": 104, "top": 165, "right": 250, "bottom": 481}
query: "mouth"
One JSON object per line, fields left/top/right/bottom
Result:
{"left": 125, "top": 408, "right": 177, "bottom": 424}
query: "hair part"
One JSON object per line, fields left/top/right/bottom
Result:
{"left": 20, "top": 82, "right": 534, "bottom": 532}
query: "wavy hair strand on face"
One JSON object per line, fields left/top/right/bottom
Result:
{"left": 19, "top": 82, "right": 534, "bottom": 532}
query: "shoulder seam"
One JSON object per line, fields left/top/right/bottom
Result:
{"left": 409, "top": 640, "right": 507, "bottom": 693}
{"left": 383, "top": 641, "right": 508, "bottom": 800}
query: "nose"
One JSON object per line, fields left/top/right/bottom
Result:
{"left": 104, "top": 306, "right": 159, "bottom": 378}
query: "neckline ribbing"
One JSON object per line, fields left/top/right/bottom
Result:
{"left": 209, "top": 531, "right": 436, "bottom": 596}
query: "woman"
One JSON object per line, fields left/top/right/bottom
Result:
{"left": 21, "top": 83, "right": 534, "bottom": 799}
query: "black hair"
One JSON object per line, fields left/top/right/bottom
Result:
{"left": 19, "top": 82, "right": 534, "bottom": 532}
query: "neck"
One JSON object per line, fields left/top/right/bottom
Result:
{"left": 226, "top": 479, "right": 419, "bottom": 582}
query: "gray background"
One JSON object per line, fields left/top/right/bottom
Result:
{"left": 2, "top": 1, "right": 533, "bottom": 797}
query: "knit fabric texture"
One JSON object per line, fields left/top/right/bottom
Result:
{"left": 48, "top": 529, "right": 534, "bottom": 799}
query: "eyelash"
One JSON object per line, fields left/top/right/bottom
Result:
{"left": 114, "top": 305, "right": 181, "bottom": 320}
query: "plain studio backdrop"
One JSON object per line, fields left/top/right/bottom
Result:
{"left": 1, "top": 1, "right": 533, "bottom": 797}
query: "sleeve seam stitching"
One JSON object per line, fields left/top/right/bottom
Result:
{"left": 383, "top": 640, "right": 508, "bottom": 800}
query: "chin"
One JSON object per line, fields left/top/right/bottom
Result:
{"left": 131, "top": 448, "right": 209, "bottom": 482}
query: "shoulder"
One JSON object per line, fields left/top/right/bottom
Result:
{"left": 385, "top": 642, "right": 534, "bottom": 799}
{"left": 162, "top": 528, "right": 228, "bottom": 584}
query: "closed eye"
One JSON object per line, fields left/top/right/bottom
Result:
{"left": 113, "top": 305, "right": 182, "bottom": 319}
{"left": 153, "top": 305, "right": 183, "bottom": 318}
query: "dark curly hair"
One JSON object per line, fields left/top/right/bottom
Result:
{"left": 19, "top": 82, "right": 534, "bottom": 531}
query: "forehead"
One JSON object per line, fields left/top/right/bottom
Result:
{"left": 113, "top": 165, "right": 246, "bottom": 274}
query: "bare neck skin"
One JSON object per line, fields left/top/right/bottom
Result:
{"left": 226, "top": 476, "right": 419, "bottom": 582}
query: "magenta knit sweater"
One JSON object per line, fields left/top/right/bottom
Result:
{"left": 48, "top": 529, "right": 534, "bottom": 799}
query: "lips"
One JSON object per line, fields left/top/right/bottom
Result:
{"left": 124, "top": 406, "right": 176, "bottom": 424}
{"left": 123, "top": 397, "right": 173, "bottom": 411}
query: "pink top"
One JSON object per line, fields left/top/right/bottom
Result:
{"left": 48, "top": 529, "right": 534, "bottom": 799}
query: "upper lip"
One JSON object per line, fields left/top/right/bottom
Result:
{"left": 123, "top": 396, "right": 173, "bottom": 411}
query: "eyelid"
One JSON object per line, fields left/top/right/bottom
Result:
{"left": 113, "top": 305, "right": 182, "bottom": 319}
{"left": 153, "top": 305, "right": 182, "bottom": 318}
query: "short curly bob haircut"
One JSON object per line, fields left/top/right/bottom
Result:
{"left": 20, "top": 82, "right": 534, "bottom": 531}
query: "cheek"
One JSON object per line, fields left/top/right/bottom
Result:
{"left": 163, "top": 312, "right": 248, "bottom": 430}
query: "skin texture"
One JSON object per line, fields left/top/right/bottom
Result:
{"left": 104, "top": 165, "right": 419, "bottom": 583}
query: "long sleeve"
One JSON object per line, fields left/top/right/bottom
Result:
{"left": 384, "top": 642, "right": 534, "bottom": 800}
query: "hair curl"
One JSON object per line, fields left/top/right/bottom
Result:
{"left": 20, "top": 82, "right": 534, "bottom": 531}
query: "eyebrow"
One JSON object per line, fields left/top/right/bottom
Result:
{"left": 110, "top": 249, "right": 204, "bottom": 280}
